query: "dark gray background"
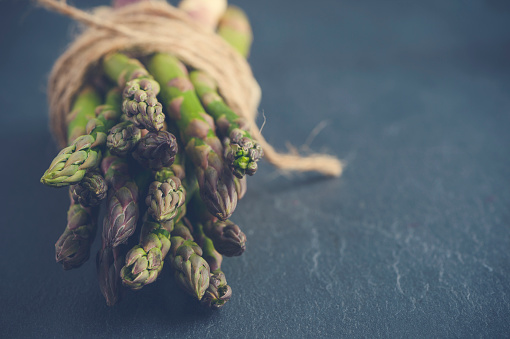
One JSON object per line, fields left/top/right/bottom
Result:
{"left": 1, "top": 0, "right": 509, "bottom": 337}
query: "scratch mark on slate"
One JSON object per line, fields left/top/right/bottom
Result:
{"left": 310, "top": 227, "right": 321, "bottom": 277}
{"left": 392, "top": 250, "right": 404, "bottom": 295}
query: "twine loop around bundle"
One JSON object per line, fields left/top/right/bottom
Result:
{"left": 37, "top": 0, "right": 343, "bottom": 176}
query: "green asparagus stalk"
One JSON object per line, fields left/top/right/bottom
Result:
{"left": 55, "top": 189, "right": 98, "bottom": 270}
{"left": 70, "top": 170, "right": 108, "bottom": 207}
{"left": 41, "top": 88, "right": 122, "bottom": 188}
{"left": 103, "top": 53, "right": 165, "bottom": 131}
{"left": 148, "top": 53, "right": 237, "bottom": 221}
{"left": 217, "top": 6, "right": 253, "bottom": 58}
{"left": 219, "top": 6, "right": 262, "bottom": 177}
{"left": 40, "top": 87, "right": 103, "bottom": 187}
{"left": 101, "top": 153, "right": 139, "bottom": 247}
{"left": 66, "top": 87, "right": 103, "bottom": 144}
{"left": 132, "top": 130, "right": 178, "bottom": 171}
{"left": 168, "top": 219, "right": 210, "bottom": 300}
{"left": 146, "top": 154, "right": 186, "bottom": 221}
{"left": 180, "top": 1, "right": 261, "bottom": 178}
{"left": 195, "top": 222, "right": 232, "bottom": 309}
{"left": 106, "top": 120, "right": 141, "bottom": 156}
{"left": 121, "top": 214, "right": 174, "bottom": 290}
{"left": 189, "top": 70, "right": 263, "bottom": 178}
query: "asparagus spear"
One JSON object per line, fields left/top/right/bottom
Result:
{"left": 190, "top": 195, "right": 247, "bottom": 257}
{"left": 132, "top": 130, "right": 178, "bottom": 171}
{"left": 40, "top": 87, "right": 102, "bottom": 187}
{"left": 181, "top": 3, "right": 261, "bottom": 178}
{"left": 97, "top": 152, "right": 140, "bottom": 305}
{"left": 103, "top": 53, "right": 165, "bottom": 131}
{"left": 195, "top": 222, "right": 232, "bottom": 309}
{"left": 42, "top": 88, "right": 122, "bottom": 188}
{"left": 148, "top": 53, "right": 237, "bottom": 221}
{"left": 55, "top": 189, "right": 98, "bottom": 270}
{"left": 121, "top": 214, "right": 174, "bottom": 290}
{"left": 106, "top": 120, "right": 141, "bottom": 157}
{"left": 204, "top": 219, "right": 246, "bottom": 257}
{"left": 53, "top": 90, "right": 119, "bottom": 267}
{"left": 189, "top": 70, "right": 263, "bottom": 178}
{"left": 146, "top": 154, "right": 186, "bottom": 221}
{"left": 101, "top": 153, "right": 139, "bottom": 247}
{"left": 122, "top": 152, "right": 189, "bottom": 290}
{"left": 70, "top": 170, "right": 108, "bottom": 207}
{"left": 179, "top": 0, "right": 261, "bottom": 178}
{"left": 217, "top": 6, "right": 253, "bottom": 58}
{"left": 168, "top": 219, "right": 210, "bottom": 300}
{"left": 120, "top": 207, "right": 186, "bottom": 290}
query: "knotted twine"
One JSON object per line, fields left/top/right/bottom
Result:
{"left": 38, "top": 0, "right": 343, "bottom": 177}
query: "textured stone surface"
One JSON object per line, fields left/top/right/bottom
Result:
{"left": 1, "top": 0, "right": 509, "bottom": 337}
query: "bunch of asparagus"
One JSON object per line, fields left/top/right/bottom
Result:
{"left": 41, "top": 2, "right": 260, "bottom": 309}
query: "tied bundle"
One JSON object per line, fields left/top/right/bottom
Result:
{"left": 39, "top": 0, "right": 343, "bottom": 308}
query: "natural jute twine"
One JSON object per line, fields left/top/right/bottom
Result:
{"left": 37, "top": 0, "right": 343, "bottom": 177}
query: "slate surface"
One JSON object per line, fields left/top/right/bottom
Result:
{"left": 1, "top": 0, "right": 509, "bottom": 337}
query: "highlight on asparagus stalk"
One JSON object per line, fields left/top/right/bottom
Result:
{"left": 121, "top": 214, "right": 174, "bottom": 290}
{"left": 101, "top": 153, "right": 139, "bottom": 247}
{"left": 132, "top": 130, "right": 178, "bottom": 171}
{"left": 107, "top": 120, "right": 141, "bottom": 156}
{"left": 194, "top": 222, "right": 232, "bottom": 309}
{"left": 148, "top": 53, "right": 237, "bottom": 221}
{"left": 55, "top": 190, "right": 98, "bottom": 270}
{"left": 70, "top": 170, "right": 108, "bottom": 207}
{"left": 190, "top": 70, "right": 263, "bottom": 178}
{"left": 168, "top": 219, "right": 210, "bottom": 300}
{"left": 103, "top": 53, "right": 165, "bottom": 131}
